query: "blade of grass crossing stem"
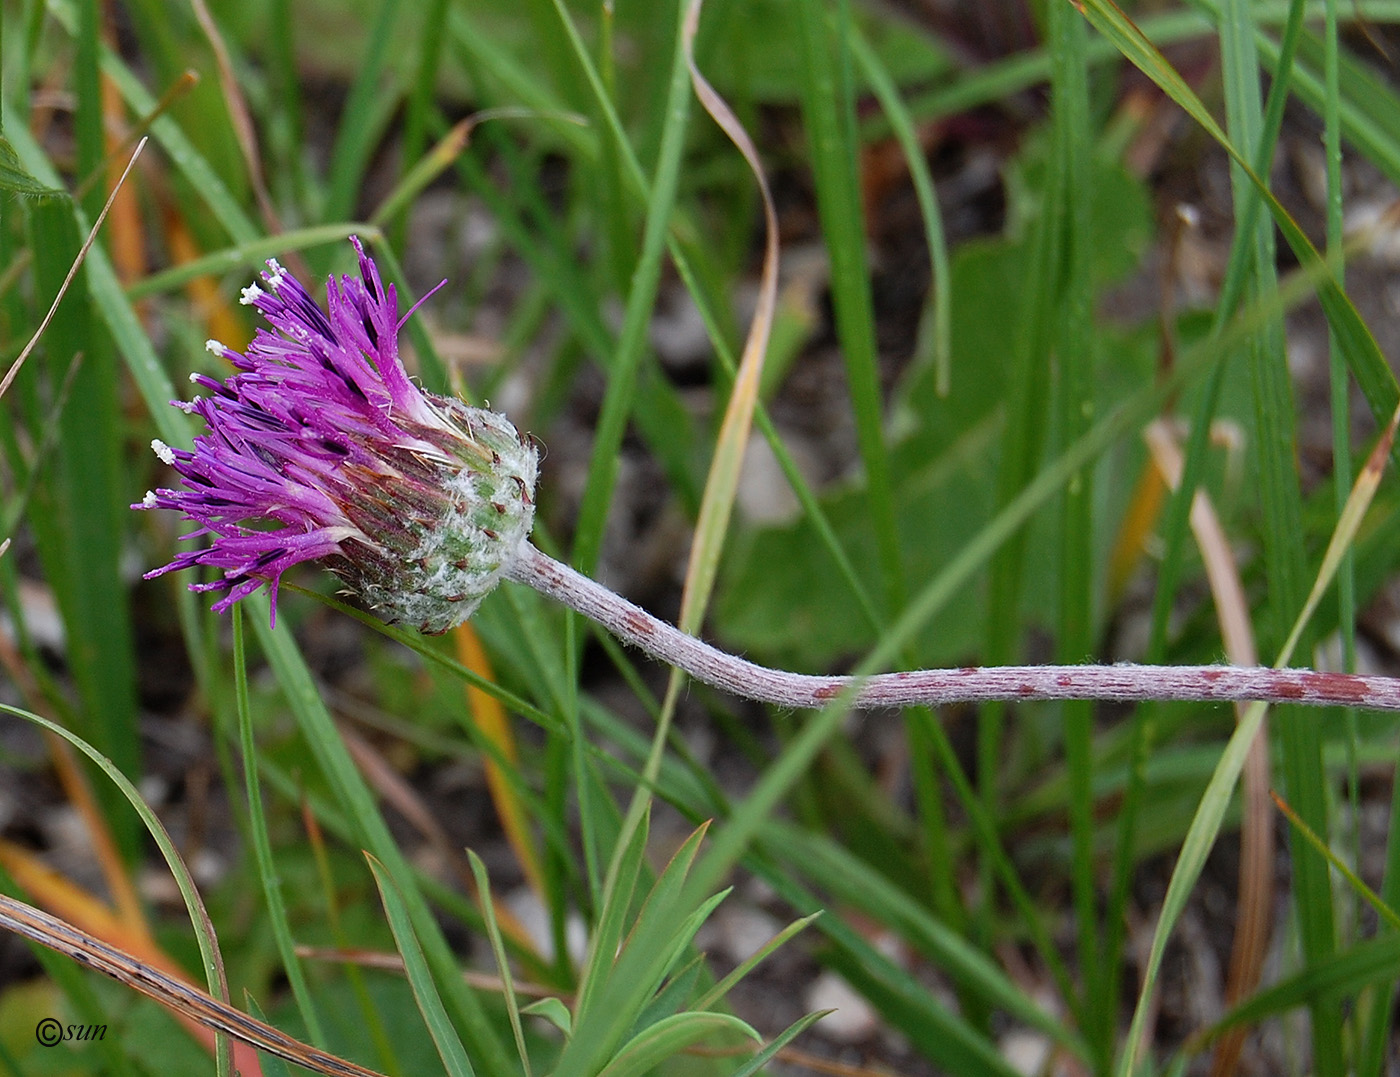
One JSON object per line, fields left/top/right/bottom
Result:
{"left": 1116, "top": 410, "right": 1398, "bottom": 1076}
{"left": 796, "top": 0, "right": 903, "bottom": 616}
{"left": 1044, "top": 2, "right": 1106, "bottom": 1060}
{"left": 126, "top": 224, "right": 377, "bottom": 301}
{"left": 230, "top": 606, "right": 326, "bottom": 1048}
{"left": 1106, "top": 0, "right": 1308, "bottom": 1018}
{"left": 366, "top": 857, "right": 475, "bottom": 1077}
{"left": 251, "top": 607, "right": 514, "bottom": 1077}
{"left": 614, "top": 0, "right": 782, "bottom": 906}
{"left": 1318, "top": 8, "right": 1371, "bottom": 1070}
{"left": 0, "top": 703, "right": 234, "bottom": 1074}
{"left": 466, "top": 852, "right": 532, "bottom": 1077}
{"left": 685, "top": 248, "right": 1341, "bottom": 929}
{"left": 848, "top": 26, "right": 951, "bottom": 393}
{"left": 674, "top": 0, "right": 778, "bottom": 637}
{"left": 1221, "top": 7, "right": 1344, "bottom": 1072}
{"left": 25, "top": 199, "right": 141, "bottom": 852}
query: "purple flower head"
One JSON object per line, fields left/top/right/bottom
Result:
{"left": 136, "top": 237, "right": 537, "bottom": 633}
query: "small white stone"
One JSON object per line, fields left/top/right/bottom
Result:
{"left": 806, "top": 971, "right": 878, "bottom": 1043}
{"left": 1000, "top": 1030, "right": 1052, "bottom": 1076}
{"left": 151, "top": 439, "right": 175, "bottom": 465}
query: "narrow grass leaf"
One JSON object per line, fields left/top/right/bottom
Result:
{"left": 1270, "top": 790, "right": 1400, "bottom": 932}
{"left": 253, "top": 611, "right": 514, "bottom": 1077}
{"left": 125, "top": 224, "right": 377, "bottom": 301}
{"left": 467, "top": 851, "right": 532, "bottom": 1077}
{"left": 243, "top": 995, "right": 295, "bottom": 1077}
{"left": 0, "top": 703, "right": 232, "bottom": 1069}
{"left": 1196, "top": 933, "right": 1400, "bottom": 1045}
{"left": 596, "top": 1013, "right": 757, "bottom": 1077}
{"left": 521, "top": 997, "right": 572, "bottom": 1037}
{"left": 323, "top": 0, "right": 404, "bottom": 222}
{"left": 0, "top": 137, "right": 64, "bottom": 198}
{"left": 693, "top": 912, "right": 819, "bottom": 1012}
{"left": 367, "top": 855, "right": 476, "bottom": 1077}
{"left": 796, "top": 0, "right": 903, "bottom": 614}
{"left": 729, "top": 1010, "right": 828, "bottom": 1077}
{"left": 847, "top": 27, "right": 950, "bottom": 392}
{"left": 231, "top": 606, "right": 325, "bottom": 1047}
{"left": 575, "top": 804, "right": 652, "bottom": 1022}
{"left": 674, "top": 0, "right": 779, "bottom": 634}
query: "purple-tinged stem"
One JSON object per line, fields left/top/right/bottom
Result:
{"left": 506, "top": 542, "right": 1400, "bottom": 711}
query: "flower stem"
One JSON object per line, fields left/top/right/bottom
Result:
{"left": 507, "top": 542, "right": 1400, "bottom": 711}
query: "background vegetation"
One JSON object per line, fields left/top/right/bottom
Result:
{"left": 1, "top": 0, "right": 1399, "bottom": 1074}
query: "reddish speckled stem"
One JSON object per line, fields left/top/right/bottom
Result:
{"left": 507, "top": 543, "right": 1400, "bottom": 711}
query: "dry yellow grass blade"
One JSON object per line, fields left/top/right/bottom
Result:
{"left": 675, "top": 0, "right": 780, "bottom": 634}
{"left": 453, "top": 623, "right": 546, "bottom": 901}
{"left": 1143, "top": 420, "right": 1271, "bottom": 1077}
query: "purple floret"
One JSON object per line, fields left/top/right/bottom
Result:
{"left": 136, "top": 237, "right": 444, "bottom": 623}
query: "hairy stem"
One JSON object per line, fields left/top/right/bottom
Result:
{"left": 506, "top": 542, "right": 1400, "bottom": 711}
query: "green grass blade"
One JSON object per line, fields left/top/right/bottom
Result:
{"left": 126, "top": 224, "right": 376, "bottom": 301}
{"left": 599, "top": 1013, "right": 756, "bottom": 1077}
{"left": 322, "top": 0, "right": 405, "bottom": 224}
{"left": 848, "top": 27, "right": 950, "bottom": 393}
{"left": 467, "top": 851, "right": 531, "bottom": 1077}
{"left": 25, "top": 197, "right": 141, "bottom": 847}
{"left": 230, "top": 606, "right": 326, "bottom": 1047}
{"left": 252, "top": 608, "right": 515, "bottom": 1077}
{"left": 1219, "top": 4, "right": 1341, "bottom": 1070}
{"left": 567, "top": 3, "right": 692, "bottom": 575}
{"left": 796, "top": 0, "right": 903, "bottom": 615}
{"left": 1043, "top": 1, "right": 1103, "bottom": 1058}
{"left": 366, "top": 856, "right": 476, "bottom": 1077}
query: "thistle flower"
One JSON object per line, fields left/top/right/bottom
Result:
{"left": 135, "top": 241, "right": 1400, "bottom": 717}
{"left": 136, "top": 237, "right": 537, "bottom": 633}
